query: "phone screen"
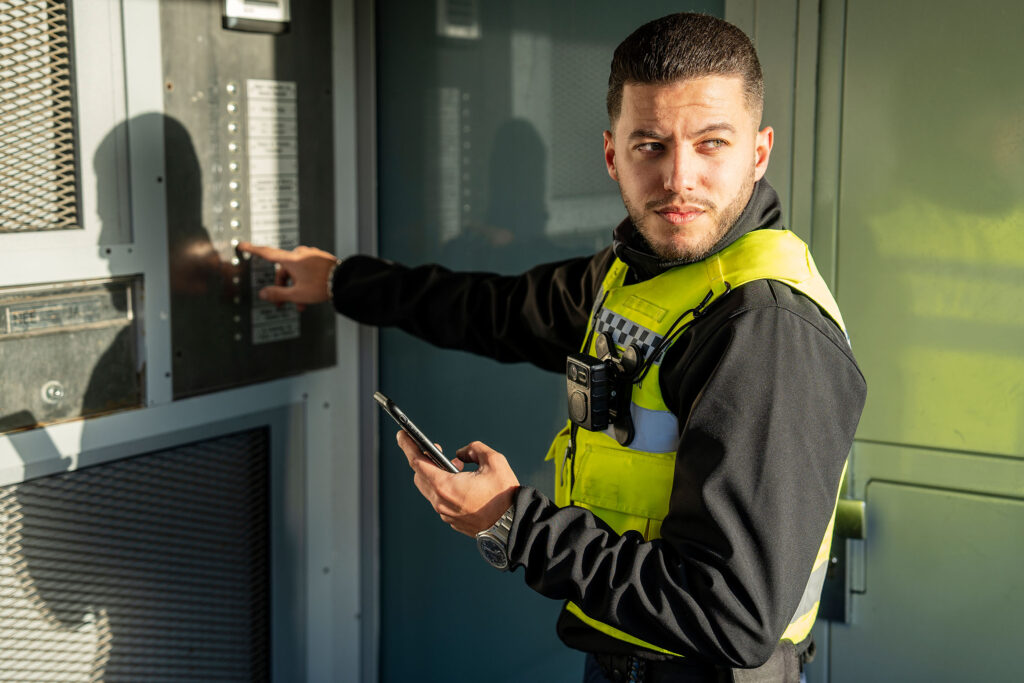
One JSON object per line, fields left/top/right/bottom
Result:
{"left": 373, "top": 391, "right": 460, "bottom": 473}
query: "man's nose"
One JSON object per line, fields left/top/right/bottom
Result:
{"left": 664, "top": 146, "right": 696, "bottom": 194}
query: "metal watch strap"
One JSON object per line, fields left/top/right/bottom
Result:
{"left": 489, "top": 504, "right": 515, "bottom": 544}
{"left": 476, "top": 504, "right": 515, "bottom": 570}
{"left": 325, "top": 258, "right": 342, "bottom": 300}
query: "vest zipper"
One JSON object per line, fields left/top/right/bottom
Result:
{"left": 569, "top": 424, "right": 579, "bottom": 496}
{"left": 560, "top": 424, "right": 579, "bottom": 493}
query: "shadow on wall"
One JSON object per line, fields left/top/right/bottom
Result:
{"left": 1, "top": 114, "right": 268, "bottom": 679}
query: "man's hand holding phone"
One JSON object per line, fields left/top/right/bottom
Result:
{"left": 376, "top": 392, "right": 520, "bottom": 536}
{"left": 395, "top": 432, "right": 520, "bottom": 537}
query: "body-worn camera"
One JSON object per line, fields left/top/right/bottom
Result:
{"left": 566, "top": 353, "right": 613, "bottom": 431}
{"left": 566, "top": 332, "right": 639, "bottom": 446}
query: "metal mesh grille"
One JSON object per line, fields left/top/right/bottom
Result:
{"left": 0, "top": 0, "right": 78, "bottom": 232}
{"left": 550, "top": 39, "right": 613, "bottom": 200}
{"left": 0, "top": 429, "right": 271, "bottom": 681}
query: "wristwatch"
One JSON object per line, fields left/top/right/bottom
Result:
{"left": 325, "top": 258, "right": 343, "bottom": 300}
{"left": 476, "top": 504, "right": 515, "bottom": 571}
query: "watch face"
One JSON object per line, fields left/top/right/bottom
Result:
{"left": 478, "top": 535, "right": 509, "bottom": 570}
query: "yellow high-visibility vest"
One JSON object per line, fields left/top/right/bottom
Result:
{"left": 545, "top": 229, "right": 847, "bottom": 656}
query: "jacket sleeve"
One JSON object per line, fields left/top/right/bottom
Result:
{"left": 330, "top": 250, "right": 614, "bottom": 373}
{"left": 507, "top": 282, "right": 866, "bottom": 666}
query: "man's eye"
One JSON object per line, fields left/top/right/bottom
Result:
{"left": 635, "top": 142, "right": 664, "bottom": 153}
{"left": 699, "top": 138, "right": 727, "bottom": 150}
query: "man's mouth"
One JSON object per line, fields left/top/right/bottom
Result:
{"left": 654, "top": 205, "right": 705, "bottom": 225}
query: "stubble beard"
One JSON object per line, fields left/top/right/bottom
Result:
{"left": 624, "top": 171, "right": 755, "bottom": 263}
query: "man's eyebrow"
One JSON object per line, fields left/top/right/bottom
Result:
{"left": 627, "top": 129, "right": 667, "bottom": 140}
{"left": 626, "top": 122, "right": 739, "bottom": 140}
{"left": 691, "top": 122, "right": 737, "bottom": 137}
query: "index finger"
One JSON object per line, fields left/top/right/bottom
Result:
{"left": 236, "top": 241, "right": 294, "bottom": 263}
{"left": 396, "top": 430, "right": 431, "bottom": 468}
{"left": 396, "top": 431, "right": 452, "bottom": 478}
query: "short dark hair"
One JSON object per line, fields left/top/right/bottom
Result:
{"left": 606, "top": 13, "right": 764, "bottom": 125}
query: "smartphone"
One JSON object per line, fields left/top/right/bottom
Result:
{"left": 373, "top": 391, "right": 460, "bottom": 473}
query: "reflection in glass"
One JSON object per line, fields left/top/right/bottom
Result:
{"left": 375, "top": 3, "right": 723, "bottom": 681}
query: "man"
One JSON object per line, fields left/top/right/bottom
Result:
{"left": 240, "top": 13, "right": 865, "bottom": 682}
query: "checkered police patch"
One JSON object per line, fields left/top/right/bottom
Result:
{"left": 594, "top": 309, "right": 665, "bottom": 364}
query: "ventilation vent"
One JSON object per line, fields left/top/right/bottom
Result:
{"left": 0, "top": 429, "right": 271, "bottom": 681}
{"left": 0, "top": 0, "right": 78, "bottom": 233}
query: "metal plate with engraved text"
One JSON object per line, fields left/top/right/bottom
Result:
{"left": 2, "top": 290, "right": 131, "bottom": 337}
{"left": 0, "top": 278, "right": 143, "bottom": 433}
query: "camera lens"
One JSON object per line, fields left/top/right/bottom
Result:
{"left": 569, "top": 391, "right": 588, "bottom": 423}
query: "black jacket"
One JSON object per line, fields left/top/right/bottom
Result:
{"left": 332, "top": 181, "right": 866, "bottom": 669}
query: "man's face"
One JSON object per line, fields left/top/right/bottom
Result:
{"left": 604, "top": 76, "right": 773, "bottom": 261}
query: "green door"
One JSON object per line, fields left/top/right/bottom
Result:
{"left": 807, "top": 0, "right": 1024, "bottom": 680}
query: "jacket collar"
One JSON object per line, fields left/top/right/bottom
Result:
{"left": 612, "top": 179, "right": 784, "bottom": 282}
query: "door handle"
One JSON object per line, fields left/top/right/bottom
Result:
{"left": 820, "top": 498, "right": 867, "bottom": 622}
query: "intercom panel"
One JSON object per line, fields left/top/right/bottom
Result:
{"left": 160, "top": 0, "right": 335, "bottom": 398}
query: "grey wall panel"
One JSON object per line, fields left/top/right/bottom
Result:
{"left": 1, "top": 0, "right": 364, "bottom": 678}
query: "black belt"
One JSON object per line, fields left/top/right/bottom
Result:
{"left": 593, "top": 653, "right": 716, "bottom": 683}
{"left": 593, "top": 637, "right": 812, "bottom": 683}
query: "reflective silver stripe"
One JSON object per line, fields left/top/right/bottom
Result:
{"left": 604, "top": 403, "right": 678, "bottom": 454}
{"left": 789, "top": 558, "right": 829, "bottom": 625}
{"left": 593, "top": 308, "right": 665, "bottom": 365}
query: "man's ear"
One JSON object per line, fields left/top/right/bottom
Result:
{"left": 603, "top": 130, "right": 618, "bottom": 182}
{"left": 753, "top": 126, "right": 773, "bottom": 181}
